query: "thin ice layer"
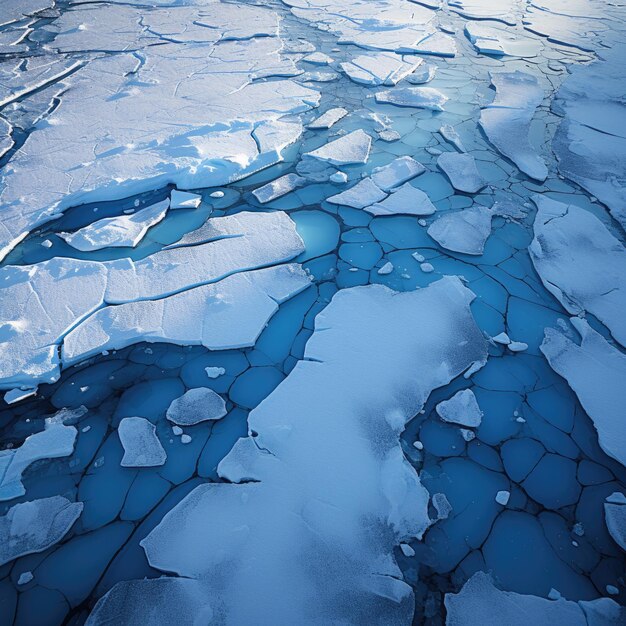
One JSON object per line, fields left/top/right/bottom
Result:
{"left": 91, "top": 277, "right": 487, "bottom": 624}
{"left": 529, "top": 195, "right": 626, "bottom": 347}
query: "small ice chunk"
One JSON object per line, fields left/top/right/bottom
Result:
{"left": 118, "top": 417, "right": 166, "bottom": 468}
{"left": 460, "top": 428, "right": 475, "bottom": 442}
{"left": 41, "top": 239, "right": 52, "bottom": 248}
{"left": 371, "top": 156, "right": 425, "bottom": 192}
{"left": 210, "top": 191, "right": 225, "bottom": 199}
{"left": 170, "top": 190, "right": 201, "bottom": 210}
{"left": 427, "top": 206, "right": 493, "bottom": 255}
{"left": 492, "top": 332, "right": 511, "bottom": 345}
{"left": 0, "top": 496, "right": 83, "bottom": 565}
{"left": 377, "top": 262, "right": 394, "bottom": 275}
{"left": 305, "top": 130, "right": 372, "bottom": 165}
{"left": 205, "top": 366, "right": 225, "bottom": 379}
{"left": 412, "top": 252, "right": 425, "bottom": 263}
{"left": 308, "top": 107, "right": 348, "bottom": 130}
{"left": 366, "top": 183, "right": 436, "bottom": 217}
{"left": 413, "top": 441, "right": 424, "bottom": 450}
{"left": 508, "top": 341, "right": 528, "bottom": 352}
{"left": 400, "top": 543, "right": 415, "bottom": 557}
{"left": 406, "top": 63, "right": 436, "bottom": 84}
{"left": 330, "top": 171, "right": 348, "bottom": 184}
{"left": 172, "top": 425, "right": 183, "bottom": 436}
{"left": 495, "top": 490, "right": 510, "bottom": 505}
{"left": 252, "top": 174, "right": 305, "bottom": 204}
{"left": 420, "top": 262, "right": 434, "bottom": 273}
{"left": 606, "top": 585, "right": 619, "bottom": 596}
{"left": 166, "top": 388, "right": 227, "bottom": 426}
{"left": 604, "top": 493, "right": 626, "bottom": 551}
{"left": 60, "top": 199, "right": 169, "bottom": 251}
{"left": 341, "top": 52, "right": 421, "bottom": 86}
{"left": 303, "top": 52, "right": 333, "bottom": 65}
{"left": 439, "top": 125, "right": 466, "bottom": 152}
{"left": 432, "top": 492, "right": 452, "bottom": 520}
{"left": 17, "top": 571, "right": 33, "bottom": 585}
{"left": 4, "top": 387, "right": 37, "bottom": 404}
{"left": 181, "top": 434, "right": 192, "bottom": 445}
{"left": 376, "top": 87, "right": 448, "bottom": 111}
{"left": 548, "top": 588, "right": 562, "bottom": 601}
{"left": 436, "top": 389, "right": 482, "bottom": 427}
{"left": 327, "top": 178, "right": 386, "bottom": 209}
{"left": 378, "top": 130, "right": 401, "bottom": 142}
{"left": 437, "top": 152, "right": 485, "bottom": 193}
{"left": 465, "top": 22, "right": 542, "bottom": 58}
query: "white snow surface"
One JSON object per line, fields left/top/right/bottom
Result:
{"left": 305, "top": 129, "right": 372, "bottom": 165}
{"left": 90, "top": 276, "right": 487, "bottom": 625}
{"left": 166, "top": 388, "right": 227, "bottom": 426}
{"left": 341, "top": 52, "right": 422, "bottom": 86}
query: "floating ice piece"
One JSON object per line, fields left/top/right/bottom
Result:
{"left": 4, "top": 387, "right": 37, "bottom": 405}
{"left": 508, "top": 341, "right": 528, "bottom": 352}
{"left": 376, "top": 86, "right": 448, "bottom": 111}
{"left": 433, "top": 492, "right": 452, "bottom": 520}
{"left": 205, "top": 366, "right": 225, "bottom": 379}
{"left": 530, "top": 196, "right": 626, "bottom": 347}
{"left": 0, "top": 421, "right": 77, "bottom": 501}
{"left": 378, "top": 262, "right": 394, "bottom": 275}
{"left": 437, "top": 153, "right": 485, "bottom": 193}
{"left": 421, "top": 262, "right": 434, "bottom": 273}
{"left": 305, "top": 129, "right": 372, "bottom": 165}
{"left": 371, "top": 156, "right": 426, "bottom": 192}
{"left": 541, "top": 319, "right": 626, "bottom": 469}
{"left": 166, "top": 388, "right": 227, "bottom": 426}
{"left": 496, "top": 490, "right": 510, "bottom": 506}
{"left": 308, "top": 107, "right": 348, "bottom": 130}
{"left": 341, "top": 52, "right": 421, "bottom": 86}
{"left": 63, "top": 264, "right": 311, "bottom": 364}
{"left": 480, "top": 71, "right": 547, "bottom": 181}
{"left": 445, "top": 571, "right": 625, "bottom": 625}
{"left": 460, "top": 428, "right": 475, "bottom": 442}
{"left": 406, "top": 62, "right": 436, "bottom": 84}
{"left": 210, "top": 191, "right": 224, "bottom": 199}
{"left": 170, "top": 190, "right": 201, "bottom": 210}
{"left": 252, "top": 174, "right": 305, "bottom": 203}
{"left": 465, "top": 21, "right": 542, "bottom": 57}
{"left": 99, "top": 277, "right": 488, "bottom": 625}
{"left": 439, "top": 125, "right": 466, "bottom": 152}
{"left": 400, "top": 543, "right": 415, "bottom": 557}
{"left": 0, "top": 1, "right": 54, "bottom": 27}
{"left": 118, "top": 417, "right": 166, "bottom": 468}
{"left": 181, "top": 434, "right": 192, "bottom": 445}
{"left": 60, "top": 199, "right": 169, "bottom": 252}
{"left": 492, "top": 332, "right": 511, "bottom": 345}
{"left": 0, "top": 496, "right": 83, "bottom": 566}
{"left": 303, "top": 52, "right": 333, "bottom": 65}
{"left": 436, "top": 389, "right": 482, "bottom": 427}
{"left": 366, "top": 183, "right": 437, "bottom": 217}
{"left": 427, "top": 206, "right": 493, "bottom": 255}
{"left": 448, "top": 0, "right": 517, "bottom": 25}
{"left": 17, "top": 571, "right": 33, "bottom": 585}
{"left": 327, "top": 178, "right": 386, "bottom": 209}
{"left": 330, "top": 171, "right": 348, "bottom": 183}
{"left": 604, "top": 493, "right": 626, "bottom": 551}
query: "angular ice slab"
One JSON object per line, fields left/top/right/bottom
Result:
{"left": 437, "top": 152, "right": 485, "bottom": 193}
{"left": 0, "top": 422, "right": 77, "bottom": 501}
{"left": 118, "top": 417, "right": 167, "bottom": 468}
{"left": 465, "top": 21, "right": 542, "bottom": 57}
{"left": 480, "top": 71, "right": 547, "bottom": 181}
{"left": 93, "top": 277, "right": 487, "bottom": 624}
{"left": 445, "top": 572, "right": 624, "bottom": 625}
{"left": 366, "top": 183, "right": 437, "bottom": 217}
{"left": 541, "top": 319, "right": 626, "bottom": 468}
{"left": 170, "top": 190, "right": 201, "bottom": 210}
{"left": 436, "top": 389, "right": 482, "bottom": 427}
{"left": 307, "top": 107, "right": 348, "bottom": 130}
{"left": 327, "top": 178, "right": 387, "bottom": 209}
{"left": 371, "top": 156, "right": 426, "bottom": 191}
{"left": 0, "top": 2, "right": 320, "bottom": 262}
{"left": 63, "top": 264, "right": 311, "bottom": 364}
{"left": 341, "top": 53, "right": 421, "bottom": 86}
{"left": 166, "top": 388, "right": 227, "bottom": 426}
{"left": 0, "top": 496, "right": 83, "bottom": 566}
{"left": 60, "top": 199, "right": 169, "bottom": 252}
{"left": 376, "top": 86, "right": 448, "bottom": 111}
{"left": 252, "top": 174, "right": 305, "bottom": 204}
{"left": 304, "top": 129, "right": 372, "bottom": 165}
{"left": 530, "top": 196, "right": 626, "bottom": 347}
{"left": 448, "top": 0, "right": 518, "bottom": 25}
{"left": 605, "top": 493, "right": 626, "bottom": 552}
{"left": 427, "top": 205, "right": 494, "bottom": 255}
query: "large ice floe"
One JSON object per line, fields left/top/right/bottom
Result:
{"left": 89, "top": 277, "right": 487, "bottom": 624}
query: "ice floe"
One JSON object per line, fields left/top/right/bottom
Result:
{"left": 376, "top": 86, "right": 448, "bottom": 111}
{"left": 604, "top": 493, "right": 626, "bottom": 551}
{"left": 307, "top": 107, "right": 348, "bottom": 130}
{"left": 465, "top": 21, "right": 542, "bottom": 57}
{"left": 480, "top": 71, "right": 547, "bottom": 181}
{"left": 118, "top": 417, "right": 166, "bottom": 468}
{"left": 170, "top": 190, "right": 202, "bottom": 210}
{"left": 371, "top": 156, "right": 426, "bottom": 191}
{"left": 327, "top": 178, "right": 387, "bottom": 209}
{"left": 437, "top": 152, "right": 485, "bottom": 193}
{"left": 252, "top": 174, "right": 306, "bottom": 204}
{"left": 305, "top": 129, "right": 372, "bottom": 165}
{"left": 427, "top": 205, "right": 493, "bottom": 255}
{"left": 448, "top": 0, "right": 518, "bottom": 25}
{"left": 436, "top": 389, "right": 482, "bottom": 428}
{"left": 59, "top": 199, "right": 169, "bottom": 252}
{"left": 530, "top": 196, "right": 626, "bottom": 347}
{"left": 341, "top": 52, "right": 422, "bottom": 86}
{"left": 0, "top": 496, "right": 83, "bottom": 566}
{"left": 166, "top": 388, "right": 227, "bottom": 426}
{"left": 366, "top": 183, "right": 437, "bottom": 217}
{"left": 92, "top": 277, "right": 487, "bottom": 624}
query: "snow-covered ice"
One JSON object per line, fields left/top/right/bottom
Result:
{"left": 170, "top": 190, "right": 202, "bottom": 210}
{"left": 252, "top": 174, "right": 306, "bottom": 204}
{"left": 376, "top": 86, "right": 448, "bottom": 111}
{"left": 327, "top": 178, "right": 387, "bottom": 209}
{"left": 166, "top": 388, "right": 227, "bottom": 426}
{"left": 341, "top": 52, "right": 422, "bottom": 86}
{"left": 437, "top": 152, "right": 486, "bottom": 193}
{"left": 371, "top": 156, "right": 426, "bottom": 191}
{"left": 436, "top": 389, "right": 482, "bottom": 428}
{"left": 307, "top": 107, "right": 348, "bottom": 130}
{"left": 118, "top": 417, "right": 166, "bottom": 468}
{"left": 428, "top": 205, "right": 493, "bottom": 255}
{"left": 304, "top": 129, "right": 372, "bottom": 165}
{"left": 366, "top": 183, "right": 437, "bottom": 217}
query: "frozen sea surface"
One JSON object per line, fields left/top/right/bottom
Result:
{"left": 0, "top": 0, "right": 625, "bottom": 624}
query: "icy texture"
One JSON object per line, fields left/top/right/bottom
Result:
{"left": 541, "top": 319, "right": 626, "bottom": 468}
{"left": 480, "top": 71, "right": 547, "bottom": 181}
{"left": 307, "top": 107, "right": 348, "bottom": 129}
{"left": 367, "top": 183, "right": 437, "bottom": 217}
{"left": 305, "top": 129, "right": 372, "bottom": 165}
{"left": 166, "top": 388, "right": 227, "bottom": 426}
{"left": 252, "top": 174, "right": 306, "bottom": 203}
{"left": 0, "top": 422, "right": 77, "bottom": 501}
{"left": 118, "top": 417, "right": 166, "bottom": 468}
{"left": 465, "top": 22, "right": 542, "bottom": 57}
{"left": 445, "top": 572, "right": 624, "bottom": 625}
{"left": 376, "top": 86, "right": 448, "bottom": 111}
{"left": 448, "top": 0, "right": 518, "bottom": 25}
{"left": 428, "top": 205, "right": 493, "bottom": 255}
{"left": 437, "top": 153, "right": 485, "bottom": 193}
{"left": 327, "top": 178, "right": 387, "bottom": 209}
{"left": 0, "top": 496, "right": 83, "bottom": 566}
{"left": 92, "top": 277, "right": 487, "bottom": 624}
{"left": 371, "top": 156, "right": 426, "bottom": 191}
{"left": 530, "top": 196, "right": 626, "bottom": 347}
{"left": 60, "top": 200, "right": 169, "bottom": 252}
{"left": 170, "top": 190, "right": 201, "bottom": 210}
{"left": 436, "top": 389, "right": 482, "bottom": 427}
{"left": 604, "top": 494, "right": 626, "bottom": 551}
{"left": 341, "top": 53, "right": 422, "bottom": 86}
